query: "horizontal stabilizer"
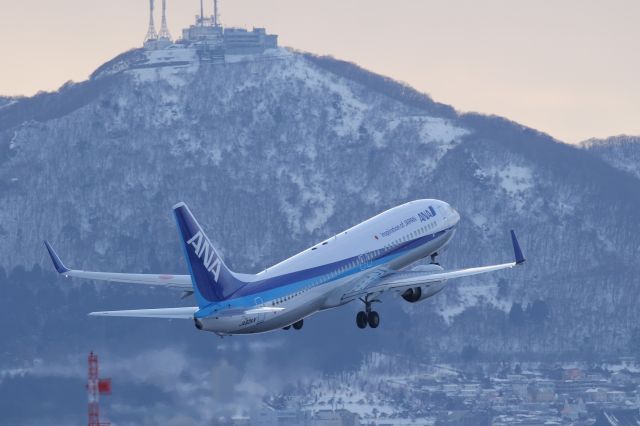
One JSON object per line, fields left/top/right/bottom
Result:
{"left": 89, "top": 307, "right": 198, "bottom": 319}
{"left": 213, "top": 306, "right": 284, "bottom": 318}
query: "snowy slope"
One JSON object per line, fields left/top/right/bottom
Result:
{"left": 581, "top": 135, "right": 640, "bottom": 180}
{"left": 1, "top": 46, "right": 639, "bottom": 365}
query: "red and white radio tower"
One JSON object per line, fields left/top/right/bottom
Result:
{"left": 87, "top": 352, "right": 111, "bottom": 426}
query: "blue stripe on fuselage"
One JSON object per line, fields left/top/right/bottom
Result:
{"left": 195, "top": 227, "right": 452, "bottom": 317}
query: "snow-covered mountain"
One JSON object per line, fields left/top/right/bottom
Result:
{"left": 0, "top": 96, "right": 16, "bottom": 109}
{"left": 581, "top": 135, "right": 640, "bottom": 180}
{"left": 1, "top": 45, "right": 640, "bottom": 380}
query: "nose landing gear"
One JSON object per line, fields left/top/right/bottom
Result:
{"left": 356, "top": 296, "right": 380, "bottom": 329}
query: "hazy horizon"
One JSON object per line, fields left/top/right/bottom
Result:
{"left": 1, "top": 0, "right": 638, "bottom": 143}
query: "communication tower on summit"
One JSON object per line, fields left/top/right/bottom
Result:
{"left": 141, "top": 0, "right": 277, "bottom": 57}
{"left": 196, "top": 0, "right": 221, "bottom": 27}
{"left": 158, "top": 0, "right": 172, "bottom": 41}
{"left": 144, "top": 0, "right": 158, "bottom": 43}
{"left": 213, "top": 0, "right": 221, "bottom": 27}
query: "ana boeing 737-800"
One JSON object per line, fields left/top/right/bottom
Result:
{"left": 44, "top": 200, "right": 525, "bottom": 335}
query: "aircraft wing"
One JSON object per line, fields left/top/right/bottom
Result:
{"left": 354, "top": 230, "right": 525, "bottom": 296}
{"left": 44, "top": 241, "right": 192, "bottom": 289}
{"left": 89, "top": 307, "right": 198, "bottom": 318}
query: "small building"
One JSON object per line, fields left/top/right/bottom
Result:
{"left": 585, "top": 388, "right": 608, "bottom": 403}
{"left": 144, "top": 0, "right": 278, "bottom": 60}
{"left": 224, "top": 27, "right": 278, "bottom": 54}
{"left": 231, "top": 416, "right": 251, "bottom": 426}
{"left": 312, "top": 409, "right": 360, "bottom": 426}
{"left": 564, "top": 368, "right": 584, "bottom": 381}
{"left": 251, "top": 406, "right": 277, "bottom": 426}
{"left": 181, "top": 20, "right": 224, "bottom": 45}
{"left": 607, "top": 390, "right": 627, "bottom": 404}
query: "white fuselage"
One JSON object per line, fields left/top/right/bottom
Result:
{"left": 195, "top": 199, "right": 461, "bottom": 335}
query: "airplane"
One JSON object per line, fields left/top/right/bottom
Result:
{"left": 44, "top": 199, "right": 525, "bottom": 335}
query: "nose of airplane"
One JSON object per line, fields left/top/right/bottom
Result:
{"left": 450, "top": 205, "right": 461, "bottom": 225}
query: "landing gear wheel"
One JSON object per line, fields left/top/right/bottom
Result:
{"left": 356, "top": 311, "right": 368, "bottom": 329}
{"left": 367, "top": 311, "right": 380, "bottom": 328}
{"left": 283, "top": 325, "right": 291, "bottom": 330}
{"left": 293, "top": 319, "right": 304, "bottom": 330}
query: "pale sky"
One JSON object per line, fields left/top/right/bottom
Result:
{"left": 1, "top": 0, "right": 638, "bottom": 143}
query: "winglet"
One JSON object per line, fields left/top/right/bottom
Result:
{"left": 510, "top": 230, "right": 525, "bottom": 265}
{"left": 43, "top": 240, "right": 70, "bottom": 273}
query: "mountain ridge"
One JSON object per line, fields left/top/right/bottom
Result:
{"left": 581, "top": 135, "right": 640, "bottom": 180}
{"left": 1, "top": 46, "right": 639, "bottom": 363}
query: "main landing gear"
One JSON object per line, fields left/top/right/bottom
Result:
{"left": 430, "top": 252, "right": 440, "bottom": 266}
{"left": 283, "top": 319, "right": 304, "bottom": 331}
{"left": 356, "top": 297, "right": 380, "bottom": 329}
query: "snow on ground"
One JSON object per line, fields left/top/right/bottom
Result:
{"left": 603, "top": 360, "right": 640, "bottom": 373}
{"left": 9, "top": 130, "right": 19, "bottom": 150}
{"left": 275, "top": 167, "right": 335, "bottom": 234}
{"left": 418, "top": 116, "right": 469, "bottom": 145}
{"left": 475, "top": 164, "right": 534, "bottom": 211}
{"left": 387, "top": 115, "right": 468, "bottom": 145}
{"left": 436, "top": 281, "right": 512, "bottom": 325}
{"left": 143, "top": 46, "right": 197, "bottom": 65}
{"left": 494, "top": 165, "right": 534, "bottom": 195}
{"left": 388, "top": 115, "right": 469, "bottom": 172}
{"left": 278, "top": 56, "right": 370, "bottom": 137}
{"left": 128, "top": 48, "right": 199, "bottom": 87}
{"left": 0, "top": 99, "right": 16, "bottom": 110}
{"left": 225, "top": 47, "right": 292, "bottom": 64}
{"left": 469, "top": 212, "right": 489, "bottom": 231}
{"left": 291, "top": 354, "right": 463, "bottom": 423}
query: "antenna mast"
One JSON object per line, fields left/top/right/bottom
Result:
{"left": 213, "top": 0, "right": 220, "bottom": 27}
{"left": 158, "top": 0, "right": 172, "bottom": 40}
{"left": 144, "top": 0, "right": 158, "bottom": 42}
{"left": 200, "top": 0, "right": 204, "bottom": 26}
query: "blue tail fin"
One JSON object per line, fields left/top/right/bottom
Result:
{"left": 173, "top": 202, "right": 245, "bottom": 307}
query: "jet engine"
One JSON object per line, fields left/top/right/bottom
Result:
{"left": 400, "top": 264, "right": 446, "bottom": 303}
{"left": 401, "top": 287, "right": 426, "bottom": 303}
